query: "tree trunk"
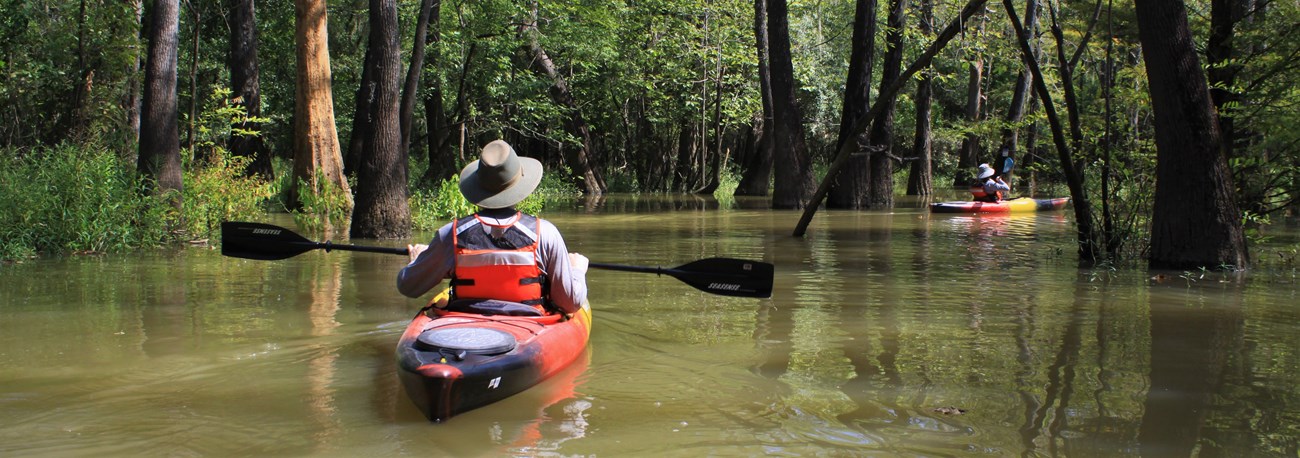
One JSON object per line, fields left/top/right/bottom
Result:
{"left": 521, "top": 2, "right": 606, "bottom": 195}
{"left": 345, "top": 44, "right": 374, "bottom": 177}
{"left": 1135, "top": 0, "right": 1248, "bottom": 269}
{"left": 350, "top": 0, "right": 409, "bottom": 239}
{"left": 289, "top": 0, "right": 352, "bottom": 212}
{"left": 827, "top": 0, "right": 876, "bottom": 209}
{"left": 138, "top": 0, "right": 183, "bottom": 209}
{"left": 906, "top": 0, "right": 935, "bottom": 196}
{"left": 735, "top": 0, "right": 774, "bottom": 197}
{"left": 767, "top": 0, "right": 816, "bottom": 209}
{"left": 866, "top": 0, "right": 906, "bottom": 208}
{"left": 228, "top": 0, "right": 273, "bottom": 179}
{"left": 400, "top": 0, "right": 435, "bottom": 155}
{"left": 1207, "top": 0, "right": 1251, "bottom": 161}
{"left": 1003, "top": 0, "right": 1099, "bottom": 261}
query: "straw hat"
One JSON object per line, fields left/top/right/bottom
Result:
{"left": 458, "top": 140, "right": 543, "bottom": 209}
{"left": 977, "top": 163, "right": 995, "bottom": 179}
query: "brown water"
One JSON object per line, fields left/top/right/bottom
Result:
{"left": 3, "top": 195, "right": 1299, "bottom": 456}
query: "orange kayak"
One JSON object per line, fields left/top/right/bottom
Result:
{"left": 396, "top": 290, "right": 592, "bottom": 422}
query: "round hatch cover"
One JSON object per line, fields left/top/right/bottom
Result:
{"left": 415, "top": 327, "right": 517, "bottom": 355}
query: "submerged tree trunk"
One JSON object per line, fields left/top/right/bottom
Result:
{"left": 1136, "top": 0, "right": 1247, "bottom": 269}
{"left": 289, "top": 0, "right": 352, "bottom": 212}
{"left": 735, "top": 0, "right": 774, "bottom": 197}
{"left": 866, "top": 0, "right": 906, "bottom": 208}
{"left": 1003, "top": 0, "right": 1098, "bottom": 261}
{"left": 350, "top": 0, "right": 409, "bottom": 239}
{"left": 138, "top": 0, "right": 183, "bottom": 209}
{"left": 827, "top": 0, "right": 876, "bottom": 209}
{"left": 228, "top": 0, "right": 273, "bottom": 179}
{"left": 767, "top": 0, "right": 816, "bottom": 209}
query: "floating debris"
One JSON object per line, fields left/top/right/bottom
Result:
{"left": 933, "top": 406, "right": 967, "bottom": 415}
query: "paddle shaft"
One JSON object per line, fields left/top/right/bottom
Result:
{"left": 315, "top": 241, "right": 408, "bottom": 256}
{"left": 221, "top": 221, "right": 772, "bottom": 297}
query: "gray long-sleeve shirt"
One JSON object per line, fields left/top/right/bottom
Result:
{"left": 396, "top": 211, "right": 587, "bottom": 314}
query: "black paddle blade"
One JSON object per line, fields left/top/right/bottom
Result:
{"left": 666, "top": 257, "right": 774, "bottom": 298}
{"left": 221, "top": 221, "right": 321, "bottom": 260}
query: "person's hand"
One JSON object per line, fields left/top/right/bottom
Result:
{"left": 407, "top": 244, "right": 428, "bottom": 263}
{"left": 568, "top": 252, "right": 589, "bottom": 274}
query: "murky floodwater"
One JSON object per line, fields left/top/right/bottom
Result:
{"left": 3, "top": 194, "right": 1299, "bottom": 456}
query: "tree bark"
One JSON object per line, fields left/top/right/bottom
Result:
{"left": 521, "top": 2, "right": 606, "bottom": 195}
{"left": 290, "top": 0, "right": 352, "bottom": 212}
{"left": 735, "top": 0, "right": 774, "bottom": 197}
{"left": 350, "top": 0, "right": 409, "bottom": 239}
{"left": 1207, "top": 0, "right": 1251, "bottom": 161}
{"left": 767, "top": 0, "right": 816, "bottom": 209}
{"left": 1136, "top": 0, "right": 1248, "bottom": 269}
{"left": 866, "top": 0, "right": 906, "bottom": 208}
{"left": 228, "top": 0, "right": 273, "bottom": 179}
{"left": 828, "top": 0, "right": 876, "bottom": 209}
{"left": 345, "top": 44, "right": 375, "bottom": 177}
{"left": 348, "top": 0, "right": 408, "bottom": 239}
{"left": 906, "top": 0, "right": 935, "bottom": 196}
{"left": 400, "top": 0, "right": 436, "bottom": 155}
{"left": 138, "top": 0, "right": 183, "bottom": 209}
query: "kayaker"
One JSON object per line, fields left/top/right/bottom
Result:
{"left": 970, "top": 163, "right": 1010, "bottom": 202}
{"left": 397, "top": 140, "right": 589, "bottom": 316}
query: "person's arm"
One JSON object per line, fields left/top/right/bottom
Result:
{"left": 538, "top": 219, "right": 587, "bottom": 314}
{"left": 396, "top": 223, "right": 456, "bottom": 298}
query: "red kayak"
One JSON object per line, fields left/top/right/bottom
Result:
{"left": 930, "top": 196, "right": 1070, "bottom": 214}
{"left": 396, "top": 290, "right": 592, "bottom": 422}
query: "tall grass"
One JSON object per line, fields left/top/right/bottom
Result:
{"left": 0, "top": 144, "right": 172, "bottom": 260}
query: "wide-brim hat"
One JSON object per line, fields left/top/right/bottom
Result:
{"left": 977, "top": 163, "right": 995, "bottom": 179}
{"left": 459, "top": 140, "right": 543, "bottom": 209}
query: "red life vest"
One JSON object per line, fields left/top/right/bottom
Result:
{"left": 450, "top": 213, "right": 547, "bottom": 309}
{"left": 970, "top": 181, "right": 1002, "bottom": 202}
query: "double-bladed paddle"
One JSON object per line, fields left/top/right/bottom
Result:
{"left": 220, "top": 221, "right": 773, "bottom": 298}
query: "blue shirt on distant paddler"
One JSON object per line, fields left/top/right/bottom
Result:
{"left": 397, "top": 140, "right": 588, "bottom": 316}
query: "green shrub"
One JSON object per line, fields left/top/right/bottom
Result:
{"left": 0, "top": 143, "right": 172, "bottom": 260}
{"left": 179, "top": 85, "right": 275, "bottom": 240}
{"left": 181, "top": 152, "right": 274, "bottom": 240}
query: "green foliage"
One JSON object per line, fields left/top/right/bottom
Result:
{"left": 409, "top": 176, "right": 475, "bottom": 231}
{"left": 181, "top": 152, "right": 273, "bottom": 240}
{"left": 291, "top": 173, "right": 353, "bottom": 234}
{"left": 0, "top": 144, "right": 171, "bottom": 260}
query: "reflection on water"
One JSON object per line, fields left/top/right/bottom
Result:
{"left": 2, "top": 195, "right": 1299, "bottom": 455}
